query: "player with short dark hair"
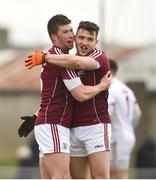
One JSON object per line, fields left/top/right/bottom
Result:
{"left": 19, "top": 15, "right": 111, "bottom": 179}
{"left": 70, "top": 21, "right": 111, "bottom": 179}
{"left": 25, "top": 20, "right": 112, "bottom": 179}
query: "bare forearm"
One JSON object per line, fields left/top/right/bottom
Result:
{"left": 70, "top": 71, "right": 111, "bottom": 102}
{"left": 46, "top": 54, "right": 73, "bottom": 62}
{"left": 46, "top": 54, "right": 98, "bottom": 70}
{"left": 25, "top": 49, "right": 97, "bottom": 70}
{"left": 71, "top": 83, "right": 106, "bottom": 102}
{"left": 82, "top": 83, "right": 106, "bottom": 99}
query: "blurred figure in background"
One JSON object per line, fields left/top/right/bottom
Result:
{"left": 108, "top": 59, "right": 142, "bottom": 179}
{"left": 136, "top": 137, "right": 156, "bottom": 178}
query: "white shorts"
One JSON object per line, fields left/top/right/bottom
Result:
{"left": 70, "top": 123, "right": 111, "bottom": 157}
{"left": 34, "top": 124, "right": 70, "bottom": 157}
{"left": 110, "top": 136, "right": 135, "bottom": 170}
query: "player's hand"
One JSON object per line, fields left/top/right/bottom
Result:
{"left": 18, "top": 114, "right": 37, "bottom": 137}
{"left": 100, "top": 71, "right": 112, "bottom": 90}
{"left": 25, "top": 49, "right": 47, "bottom": 69}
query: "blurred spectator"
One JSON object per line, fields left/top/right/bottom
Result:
{"left": 137, "top": 137, "right": 156, "bottom": 167}
{"left": 108, "top": 59, "right": 141, "bottom": 179}
{"left": 136, "top": 137, "right": 156, "bottom": 178}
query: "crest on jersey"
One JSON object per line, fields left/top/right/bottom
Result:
{"left": 77, "top": 70, "right": 85, "bottom": 77}
{"left": 62, "top": 143, "right": 69, "bottom": 150}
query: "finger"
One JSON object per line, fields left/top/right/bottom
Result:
{"left": 19, "top": 131, "right": 25, "bottom": 137}
{"left": 25, "top": 60, "right": 32, "bottom": 65}
{"left": 23, "top": 128, "right": 29, "bottom": 137}
{"left": 21, "top": 116, "right": 25, "bottom": 120}
{"left": 106, "top": 70, "right": 110, "bottom": 75}
{"left": 25, "top": 60, "right": 30, "bottom": 63}
{"left": 27, "top": 64, "right": 34, "bottom": 69}
{"left": 35, "top": 49, "right": 42, "bottom": 53}
{"left": 24, "top": 133, "right": 28, "bottom": 137}
{"left": 25, "top": 58, "right": 32, "bottom": 63}
{"left": 27, "top": 55, "right": 33, "bottom": 58}
{"left": 18, "top": 132, "right": 23, "bottom": 137}
{"left": 18, "top": 126, "right": 24, "bottom": 134}
{"left": 25, "top": 61, "right": 33, "bottom": 66}
{"left": 21, "top": 116, "right": 29, "bottom": 120}
{"left": 35, "top": 49, "right": 40, "bottom": 53}
{"left": 18, "top": 120, "right": 25, "bottom": 129}
{"left": 27, "top": 53, "right": 34, "bottom": 58}
{"left": 25, "top": 61, "right": 33, "bottom": 67}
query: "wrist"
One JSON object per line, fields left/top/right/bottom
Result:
{"left": 32, "top": 114, "right": 37, "bottom": 120}
{"left": 99, "top": 82, "right": 106, "bottom": 91}
{"left": 42, "top": 53, "right": 47, "bottom": 63}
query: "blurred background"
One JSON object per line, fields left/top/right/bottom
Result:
{"left": 0, "top": 0, "right": 156, "bottom": 178}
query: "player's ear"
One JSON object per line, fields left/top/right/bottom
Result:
{"left": 95, "top": 39, "right": 98, "bottom": 45}
{"left": 51, "top": 34, "right": 57, "bottom": 43}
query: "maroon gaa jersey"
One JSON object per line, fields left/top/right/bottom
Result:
{"left": 72, "top": 48, "right": 111, "bottom": 127}
{"left": 35, "top": 46, "right": 79, "bottom": 128}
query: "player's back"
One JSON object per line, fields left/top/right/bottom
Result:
{"left": 72, "top": 48, "right": 111, "bottom": 127}
{"left": 108, "top": 78, "right": 137, "bottom": 138}
{"left": 36, "top": 46, "right": 74, "bottom": 128}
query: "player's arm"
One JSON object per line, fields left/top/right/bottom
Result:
{"left": 64, "top": 71, "right": 112, "bottom": 102}
{"left": 46, "top": 54, "right": 99, "bottom": 70}
{"left": 25, "top": 49, "right": 99, "bottom": 70}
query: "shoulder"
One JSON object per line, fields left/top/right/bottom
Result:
{"left": 110, "top": 79, "right": 125, "bottom": 95}
{"left": 111, "top": 78, "right": 123, "bottom": 88}
{"left": 121, "top": 82, "right": 134, "bottom": 95}
{"left": 90, "top": 48, "right": 109, "bottom": 71}
{"left": 89, "top": 48, "right": 108, "bottom": 60}
{"left": 118, "top": 81, "right": 136, "bottom": 99}
{"left": 48, "top": 47, "right": 64, "bottom": 55}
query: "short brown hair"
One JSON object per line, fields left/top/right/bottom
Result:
{"left": 109, "top": 59, "right": 118, "bottom": 75}
{"left": 47, "top": 14, "right": 71, "bottom": 37}
{"left": 77, "top": 21, "right": 99, "bottom": 37}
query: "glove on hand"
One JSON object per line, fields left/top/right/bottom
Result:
{"left": 18, "top": 114, "right": 37, "bottom": 137}
{"left": 25, "top": 49, "right": 47, "bottom": 69}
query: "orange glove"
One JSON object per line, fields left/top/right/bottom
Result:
{"left": 25, "top": 49, "right": 47, "bottom": 69}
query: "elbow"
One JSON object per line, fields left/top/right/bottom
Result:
{"left": 71, "top": 92, "right": 87, "bottom": 102}
{"left": 77, "top": 97, "right": 86, "bottom": 102}
{"left": 74, "top": 95, "right": 86, "bottom": 102}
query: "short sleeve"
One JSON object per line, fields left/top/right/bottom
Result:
{"left": 95, "top": 53, "right": 110, "bottom": 74}
{"left": 60, "top": 68, "right": 82, "bottom": 91}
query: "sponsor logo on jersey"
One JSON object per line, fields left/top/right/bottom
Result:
{"left": 77, "top": 70, "right": 85, "bottom": 77}
{"left": 95, "top": 144, "right": 104, "bottom": 148}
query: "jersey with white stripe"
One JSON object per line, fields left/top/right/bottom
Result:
{"left": 72, "top": 48, "right": 111, "bottom": 127}
{"left": 35, "top": 46, "right": 81, "bottom": 128}
{"left": 108, "top": 78, "right": 141, "bottom": 141}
